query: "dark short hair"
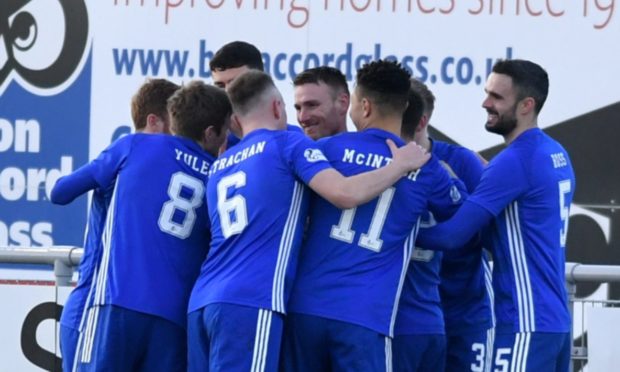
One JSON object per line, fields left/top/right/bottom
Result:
{"left": 210, "top": 41, "right": 264, "bottom": 71}
{"left": 355, "top": 60, "right": 411, "bottom": 116}
{"left": 409, "top": 78, "right": 435, "bottom": 119}
{"left": 401, "top": 80, "right": 426, "bottom": 140}
{"left": 293, "top": 66, "right": 349, "bottom": 97}
{"left": 131, "top": 78, "right": 180, "bottom": 130}
{"left": 167, "top": 81, "right": 232, "bottom": 141}
{"left": 226, "top": 70, "right": 277, "bottom": 116}
{"left": 492, "top": 59, "right": 549, "bottom": 114}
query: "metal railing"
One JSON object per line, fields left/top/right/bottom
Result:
{"left": 2, "top": 248, "right": 620, "bottom": 370}
{"left": 0, "top": 246, "right": 83, "bottom": 286}
{"left": 564, "top": 262, "right": 620, "bottom": 371}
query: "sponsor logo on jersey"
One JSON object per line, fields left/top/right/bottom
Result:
{"left": 304, "top": 148, "right": 327, "bottom": 162}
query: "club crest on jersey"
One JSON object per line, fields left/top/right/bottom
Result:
{"left": 304, "top": 148, "right": 327, "bottom": 162}
{"left": 450, "top": 185, "right": 462, "bottom": 203}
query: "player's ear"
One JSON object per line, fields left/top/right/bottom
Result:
{"left": 203, "top": 125, "right": 215, "bottom": 140}
{"left": 362, "top": 97, "right": 371, "bottom": 118}
{"left": 336, "top": 92, "right": 350, "bottom": 116}
{"left": 230, "top": 114, "right": 243, "bottom": 137}
{"left": 416, "top": 114, "right": 429, "bottom": 133}
{"left": 202, "top": 125, "right": 225, "bottom": 155}
{"left": 519, "top": 97, "right": 536, "bottom": 116}
{"left": 145, "top": 113, "right": 160, "bottom": 131}
{"left": 272, "top": 99, "right": 283, "bottom": 120}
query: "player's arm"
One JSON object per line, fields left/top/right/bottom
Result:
{"left": 427, "top": 158, "right": 468, "bottom": 221}
{"left": 416, "top": 200, "right": 493, "bottom": 251}
{"left": 51, "top": 135, "right": 132, "bottom": 205}
{"left": 418, "top": 150, "right": 525, "bottom": 250}
{"left": 308, "top": 139, "right": 429, "bottom": 209}
{"left": 51, "top": 164, "right": 99, "bottom": 205}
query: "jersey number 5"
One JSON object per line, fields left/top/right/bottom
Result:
{"left": 158, "top": 172, "right": 204, "bottom": 239}
{"left": 559, "top": 179, "right": 571, "bottom": 247}
{"left": 330, "top": 188, "right": 395, "bottom": 252}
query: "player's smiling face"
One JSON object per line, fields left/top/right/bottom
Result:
{"left": 482, "top": 73, "right": 519, "bottom": 136}
{"left": 294, "top": 82, "right": 342, "bottom": 140}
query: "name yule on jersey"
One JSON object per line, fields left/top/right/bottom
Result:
{"left": 175, "top": 148, "right": 209, "bottom": 175}
{"left": 341, "top": 148, "right": 420, "bottom": 181}
{"left": 209, "top": 141, "right": 266, "bottom": 175}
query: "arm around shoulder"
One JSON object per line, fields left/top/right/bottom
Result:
{"left": 308, "top": 139, "right": 430, "bottom": 209}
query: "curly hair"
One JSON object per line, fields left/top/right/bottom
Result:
{"left": 355, "top": 60, "right": 411, "bottom": 116}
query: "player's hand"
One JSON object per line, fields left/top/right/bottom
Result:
{"left": 386, "top": 139, "right": 430, "bottom": 174}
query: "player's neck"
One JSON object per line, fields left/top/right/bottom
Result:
{"left": 504, "top": 119, "right": 538, "bottom": 145}
{"left": 365, "top": 117, "right": 402, "bottom": 137}
{"left": 415, "top": 133, "right": 432, "bottom": 151}
{"left": 242, "top": 119, "right": 282, "bottom": 137}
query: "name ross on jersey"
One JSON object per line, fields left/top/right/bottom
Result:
{"left": 175, "top": 148, "right": 209, "bottom": 175}
{"left": 342, "top": 148, "right": 420, "bottom": 181}
{"left": 550, "top": 152, "right": 568, "bottom": 168}
{"left": 209, "top": 141, "right": 266, "bottom": 175}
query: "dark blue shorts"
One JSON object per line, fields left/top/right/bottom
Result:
{"left": 392, "top": 333, "right": 447, "bottom": 372}
{"left": 444, "top": 327, "right": 494, "bottom": 372}
{"left": 60, "top": 324, "right": 79, "bottom": 372}
{"left": 492, "top": 332, "right": 570, "bottom": 372}
{"left": 281, "top": 312, "right": 391, "bottom": 372}
{"left": 187, "top": 303, "right": 283, "bottom": 372}
{"left": 74, "top": 304, "right": 186, "bottom": 372}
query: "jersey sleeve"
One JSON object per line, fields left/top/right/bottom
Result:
{"left": 453, "top": 147, "right": 484, "bottom": 192}
{"left": 415, "top": 200, "right": 494, "bottom": 251}
{"left": 50, "top": 165, "right": 99, "bottom": 205}
{"left": 466, "top": 149, "right": 528, "bottom": 216}
{"left": 424, "top": 156, "right": 468, "bottom": 222}
{"left": 281, "top": 131, "right": 332, "bottom": 184}
{"left": 50, "top": 136, "right": 133, "bottom": 205}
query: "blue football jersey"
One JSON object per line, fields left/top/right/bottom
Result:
{"left": 85, "top": 133, "right": 214, "bottom": 328}
{"left": 287, "top": 129, "right": 465, "bottom": 337}
{"left": 434, "top": 140, "right": 494, "bottom": 334}
{"left": 394, "top": 247, "right": 445, "bottom": 335}
{"left": 188, "top": 129, "right": 331, "bottom": 314}
{"left": 60, "top": 186, "right": 111, "bottom": 330}
{"left": 467, "top": 128, "right": 575, "bottom": 333}
{"left": 394, "top": 141, "right": 487, "bottom": 336}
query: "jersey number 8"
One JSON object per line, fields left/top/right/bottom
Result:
{"left": 158, "top": 172, "right": 204, "bottom": 239}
